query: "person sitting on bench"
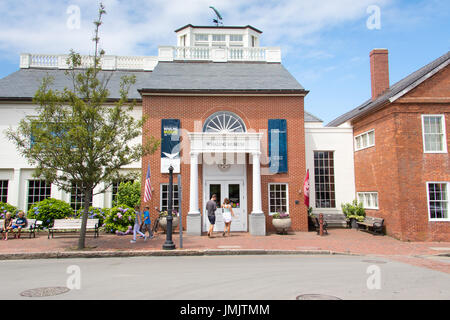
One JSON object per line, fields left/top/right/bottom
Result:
{"left": 2, "top": 212, "right": 13, "bottom": 241}
{"left": 13, "top": 211, "right": 28, "bottom": 239}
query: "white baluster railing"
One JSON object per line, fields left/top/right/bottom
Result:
{"left": 19, "top": 46, "right": 281, "bottom": 71}
{"left": 169, "top": 46, "right": 279, "bottom": 62}
{"left": 20, "top": 54, "right": 158, "bottom": 71}
{"left": 29, "top": 54, "right": 59, "bottom": 68}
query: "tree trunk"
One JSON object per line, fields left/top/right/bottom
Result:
{"left": 77, "top": 188, "right": 93, "bottom": 250}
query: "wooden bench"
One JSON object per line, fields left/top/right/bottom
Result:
{"left": 0, "top": 219, "right": 38, "bottom": 238}
{"left": 312, "top": 213, "right": 348, "bottom": 228}
{"left": 356, "top": 216, "right": 384, "bottom": 235}
{"left": 323, "top": 214, "right": 348, "bottom": 228}
{"left": 311, "top": 216, "right": 328, "bottom": 235}
{"left": 48, "top": 219, "right": 100, "bottom": 239}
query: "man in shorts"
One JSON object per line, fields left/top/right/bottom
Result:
{"left": 206, "top": 194, "right": 217, "bottom": 238}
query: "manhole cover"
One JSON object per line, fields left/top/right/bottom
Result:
{"left": 20, "top": 287, "right": 70, "bottom": 297}
{"left": 362, "top": 259, "right": 387, "bottom": 264}
{"left": 296, "top": 294, "right": 342, "bottom": 300}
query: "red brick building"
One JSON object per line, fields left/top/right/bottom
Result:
{"left": 140, "top": 25, "right": 309, "bottom": 236}
{"left": 328, "top": 49, "right": 450, "bottom": 241}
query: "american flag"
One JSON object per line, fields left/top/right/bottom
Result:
{"left": 144, "top": 164, "right": 152, "bottom": 202}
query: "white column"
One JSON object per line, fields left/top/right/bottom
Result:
{"left": 188, "top": 152, "right": 200, "bottom": 214}
{"left": 251, "top": 152, "right": 263, "bottom": 214}
{"left": 9, "top": 168, "right": 21, "bottom": 208}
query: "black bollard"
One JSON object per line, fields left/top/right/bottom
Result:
{"left": 163, "top": 165, "right": 176, "bottom": 250}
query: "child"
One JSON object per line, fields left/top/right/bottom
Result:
{"left": 131, "top": 206, "right": 147, "bottom": 243}
{"left": 142, "top": 206, "right": 154, "bottom": 239}
{"left": 2, "top": 212, "right": 13, "bottom": 241}
{"left": 14, "top": 211, "right": 27, "bottom": 239}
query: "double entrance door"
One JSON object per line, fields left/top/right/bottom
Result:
{"left": 203, "top": 180, "right": 247, "bottom": 232}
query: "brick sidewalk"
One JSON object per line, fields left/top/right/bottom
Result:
{"left": 1, "top": 229, "right": 449, "bottom": 273}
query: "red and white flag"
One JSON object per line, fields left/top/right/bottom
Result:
{"left": 144, "top": 164, "right": 152, "bottom": 202}
{"left": 303, "top": 169, "right": 310, "bottom": 207}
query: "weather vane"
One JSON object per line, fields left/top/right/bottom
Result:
{"left": 209, "top": 6, "right": 223, "bottom": 26}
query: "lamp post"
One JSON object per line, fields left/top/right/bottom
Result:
{"left": 163, "top": 165, "right": 176, "bottom": 250}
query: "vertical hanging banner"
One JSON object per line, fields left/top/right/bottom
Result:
{"left": 268, "top": 119, "right": 288, "bottom": 173}
{"left": 161, "top": 119, "right": 181, "bottom": 173}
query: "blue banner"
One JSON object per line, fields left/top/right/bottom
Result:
{"left": 161, "top": 119, "right": 180, "bottom": 158}
{"left": 268, "top": 119, "right": 288, "bottom": 173}
{"left": 161, "top": 119, "right": 181, "bottom": 173}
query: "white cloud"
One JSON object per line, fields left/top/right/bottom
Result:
{"left": 0, "top": 0, "right": 390, "bottom": 61}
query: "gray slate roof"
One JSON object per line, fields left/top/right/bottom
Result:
{"left": 139, "top": 62, "right": 305, "bottom": 92}
{"left": 0, "top": 68, "right": 149, "bottom": 100}
{"left": 305, "top": 111, "right": 323, "bottom": 122}
{"left": 0, "top": 62, "right": 306, "bottom": 101}
{"left": 327, "top": 51, "right": 450, "bottom": 127}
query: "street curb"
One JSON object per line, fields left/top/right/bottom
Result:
{"left": 0, "top": 249, "right": 361, "bottom": 260}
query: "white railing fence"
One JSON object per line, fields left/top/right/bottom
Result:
{"left": 20, "top": 46, "right": 281, "bottom": 70}
{"left": 20, "top": 54, "right": 158, "bottom": 71}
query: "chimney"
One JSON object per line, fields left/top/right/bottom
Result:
{"left": 370, "top": 49, "right": 390, "bottom": 100}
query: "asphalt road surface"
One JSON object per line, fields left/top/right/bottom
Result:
{"left": 1, "top": 255, "right": 449, "bottom": 300}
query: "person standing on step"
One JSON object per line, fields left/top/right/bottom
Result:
{"left": 206, "top": 194, "right": 217, "bottom": 238}
{"left": 221, "top": 198, "right": 235, "bottom": 237}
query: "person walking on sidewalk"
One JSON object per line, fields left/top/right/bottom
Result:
{"left": 131, "top": 206, "right": 147, "bottom": 243}
{"left": 142, "top": 206, "right": 154, "bottom": 239}
{"left": 221, "top": 198, "right": 235, "bottom": 237}
{"left": 206, "top": 194, "right": 217, "bottom": 238}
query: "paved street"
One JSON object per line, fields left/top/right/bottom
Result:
{"left": 1, "top": 255, "right": 449, "bottom": 300}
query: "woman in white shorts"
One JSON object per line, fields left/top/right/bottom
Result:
{"left": 221, "top": 198, "right": 235, "bottom": 237}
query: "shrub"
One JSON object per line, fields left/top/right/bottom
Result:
{"left": 341, "top": 200, "right": 365, "bottom": 222}
{"left": 103, "top": 205, "right": 135, "bottom": 233}
{"left": 27, "top": 198, "right": 73, "bottom": 227}
{"left": 75, "top": 207, "right": 109, "bottom": 226}
{"left": 0, "top": 202, "right": 20, "bottom": 218}
{"left": 113, "top": 181, "right": 141, "bottom": 208}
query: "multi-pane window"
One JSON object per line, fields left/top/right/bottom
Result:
{"left": 195, "top": 34, "right": 209, "bottom": 41}
{"left": 0, "top": 180, "right": 8, "bottom": 203}
{"left": 357, "top": 192, "right": 379, "bottom": 209}
{"left": 212, "top": 34, "right": 226, "bottom": 42}
{"left": 71, "top": 183, "right": 93, "bottom": 211}
{"left": 28, "top": 180, "right": 51, "bottom": 207}
{"left": 314, "top": 151, "right": 336, "bottom": 208}
{"left": 355, "top": 130, "right": 375, "bottom": 151}
{"left": 160, "top": 184, "right": 179, "bottom": 213}
{"left": 422, "top": 115, "right": 447, "bottom": 153}
{"left": 427, "top": 183, "right": 449, "bottom": 220}
{"left": 268, "top": 183, "right": 288, "bottom": 215}
{"left": 229, "top": 34, "right": 243, "bottom": 42}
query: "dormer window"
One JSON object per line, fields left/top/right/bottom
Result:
{"left": 230, "top": 35, "right": 243, "bottom": 42}
{"left": 212, "top": 34, "right": 226, "bottom": 42}
{"left": 195, "top": 34, "right": 209, "bottom": 42}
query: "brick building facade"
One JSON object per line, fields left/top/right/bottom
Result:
{"left": 329, "top": 49, "right": 450, "bottom": 241}
{"left": 141, "top": 93, "right": 308, "bottom": 234}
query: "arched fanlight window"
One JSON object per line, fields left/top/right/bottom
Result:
{"left": 203, "top": 111, "right": 246, "bottom": 133}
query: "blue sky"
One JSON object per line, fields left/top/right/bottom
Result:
{"left": 0, "top": 0, "right": 449, "bottom": 124}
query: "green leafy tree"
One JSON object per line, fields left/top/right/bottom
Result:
{"left": 113, "top": 181, "right": 141, "bottom": 208}
{"left": 6, "top": 3, "right": 159, "bottom": 249}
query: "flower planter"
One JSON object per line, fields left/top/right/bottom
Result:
{"left": 272, "top": 218, "right": 291, "bottom": 234}
{"left": 159, "top": 216, "right": 179, "bottom": 233}
{"left": 349, "top": 218, "right": 358, "bottom": 229}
